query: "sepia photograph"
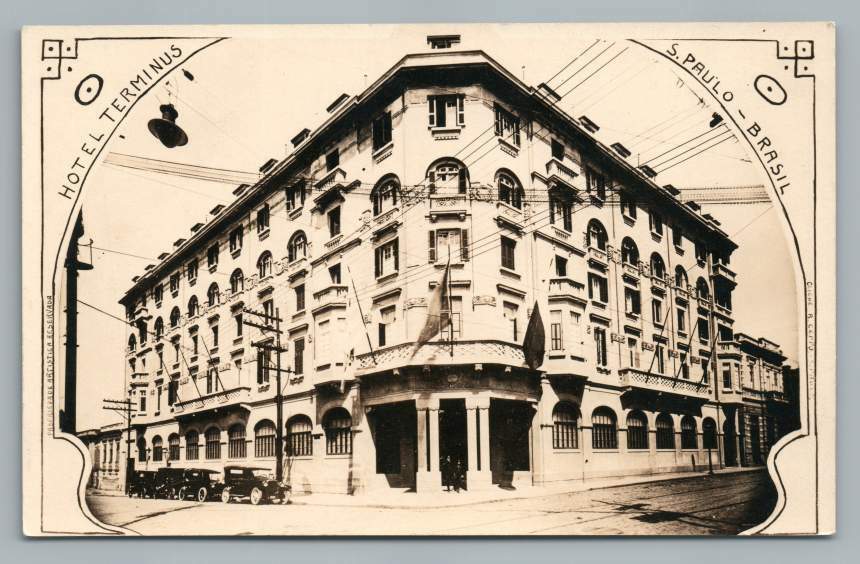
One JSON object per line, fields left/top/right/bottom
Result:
{"left": 20, "top": 22, "right": 836, "bottom": 537}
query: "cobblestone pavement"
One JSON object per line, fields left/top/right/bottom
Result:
{"left": 87, "top": 469, "right": 776, "bottom": 536}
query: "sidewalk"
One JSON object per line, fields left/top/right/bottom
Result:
{"left": 288, "top": 466, "right": 763, "bottom": 509}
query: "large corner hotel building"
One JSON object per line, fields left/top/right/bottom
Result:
{"left": 109, "top": 37, "right": 797, "bottom": 495}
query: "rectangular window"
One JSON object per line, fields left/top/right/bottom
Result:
{"left": 594, "top": 327, "right": 608, "bottom": 367}
{"left": 328, "top": 206, "right": 341, "bottom": 237}
{"left": 695, "top": 242, "right": 707, "bottom": 264}
{"left": 256, "top": 205, "right": 270, "bottom": 234}
{"left": 655, "top": 344, "right": 666, "bottom": 374}
{"left": 652, "top": 299, "right": 664, "bottom": 326}
{"left": 428, "top": 95, "right": 465, "bottom": 128}
{"left": 372, "top": 111, "right": 393, "bottom": 151}
{"left": 588, "top": 273, "right": 608, "bottom": 303}
{"left": 698, "top": 317, "right": 709, "bottom": 342}
{"left": 317, "top": 319, "right": 331, "bottom": 361}
{"left": 550, "top": 309, "right": 563, "bottom": 351}
{"left": 139, "top": 390, "right": 147, "bottom": 413}
{"left": 326, "top": 148, "right": 340, "bottom": 171}
{"left": 549, "top": 195, "right": 573, "bottom": 232}
{"left": 701, "top": 358, "right": 710, "bottom": 383}
{"left": 504, "top": 302, "right": 519, "bottom": 342}
{"left": 374, "top": 238, "right": 399, "bottom": 278}
{"left": 235, "top": 314, "right": 243, "bottom": 337}
{"left": 551, "top": 138, "right": 565, "bottom": 160}
{"left": 680, "top": 352, "right": 690, "bottom": 379}
{"left": 191, "top": 333, "right": 199, "bottom": 355}
{"left": 257, "top": 349, "right": 271, "bottom": 385}
{"left": 262, "top": 299, "right": 275, "bottom": 325}
{"left": 649, "top": 211, "right": 664, "bottom": 236}
{"left": 167, "top": 378, "right": 178, "bottom": 406}
{"left": 624, "top": 287, "right": 641, "bottom": 316}
{"left": 295, "top": 284, "right": 305, "bottom": 312}
{"left": 627, "top": 337, "right": 640, "bottom": 368}
{"left": 212, "top": 324, "right": 219, "bottom": 348}
{"left": 286, "top": 183, "right": 306, "bottom": 211}
{"left": 440, "top": 296, "right": 463, "bottom": 341}
{"left": 586, "top": 168, "right": 607, "bottom": 200}
{"left": 329, "top": 263, "right": 342, "bottom": 284}
{"left": 677, "top": 307, "right": 687, "bottom": 334}
{"left": 431, "top": 228, "right": 467, "bottom": 263}
{"left": 208, "top": 366, "right": 219, "bottom": 394}
{"left": 229, "top": 227, "right": 243, "bottom": 253}
{"left": 555, "top": 256, "right": 568, "bottom": 277}
{"left": 494, "top": 104, "right": 521, "bottom": 147}
{"left": 207, "top": 245, "right": 219, "bottom": 268}
{"left": 293, "top": 337, "right": 305, "bottom": 375}
{"left": 673, "top": 226, "right": 683, "bottom": 248}
{"left": 378, "top": 306, "right": 396, "bottom": 347}
{"left": 153, "top": 284, "right": 163, "bottom": 305}
{"left": 722, "top": 364, "right": 733, "bottom": 389}
{"left": 620, "top": 194, "right": 637, "bottom": 219}
{"left": 500, "top": 236, "right": 516, "bottom": 270}
{"left": 187, "top": 260, "right": 198, "bottom": 283}
{"left": 170, "top": 273, "right": 180, "bottom": 294}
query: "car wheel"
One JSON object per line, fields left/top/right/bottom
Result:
{"left": 170, "top": 487, "right": 178, "bottom": 500}
{"left": 178, "top": 487, "right": 188, "bottom": 501}
{"left": 249, "top": 487, "right": 264, "bottom": 506}
{"left": 221, "top": 488, "right": 231, "bottom": 503}
{"left": 197, "top": 487, "right": 208, "bottom": 503}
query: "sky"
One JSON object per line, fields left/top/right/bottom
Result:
{"left": 72, "top": 27, "right": 799, "bottom": 430}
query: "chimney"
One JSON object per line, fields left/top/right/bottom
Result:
{"left": 233, "top": 183, "right": 249, "bottom": 197}
{"left": 326, "top": 93, "right": 350, "bottom": 114}
{"left": 427, "top": 34, "right": 461, "bottom": 49}
{"left": 210, "top": 204, "right": 225, "bottom": 216}
{"left": 291, "top": 128, "right": 310, "bottom": 148}
{"left": 259, "top": 158, "right": 278, "bottom": 174}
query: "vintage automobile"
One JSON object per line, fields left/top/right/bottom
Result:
{"left": 127, "top": 470, "right": 157, "bottom": 498}
{"left": 219, "top": 466, "right": 290, "bottom": 505}
{"left": 153, "top": 467, "right": 186, "bottom": 499}
{"left": 175, "top": 469, "right": 223, "bottom": 502}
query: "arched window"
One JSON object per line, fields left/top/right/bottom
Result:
{"left": 152, "top": 435, "right": 163, "bottom": 462}
{"left": 257, "top": 251, "right": 273, "bottom": 279}
{"left": 323, "top": 408, "right": 352, "bottom": 455}
{"left": 586, "top": 219, "right": 608, "bottom": 251}
{"left": 681, "top": 415, "right": 698, "bottom": 449}
{"left": 675, "top": 265, "right": 689, "bottom": 288}
{"left": 128, "top": 334, "right": 137, "bottom": 353}
{"left": 287, "top": 231, "right": 308, "bottom": 263}
{"left": 621, "top": 237, "right": 639, "bottom": 265}
{"left": 187, "top": 295, "right": 199, "bottom": 318}
{"left": 204, "top": 427, "right": 221, "bottom": 460}
{"left": 136, "top": 436, "right": 147, "bottom": 462}
{"left": 230, "top": 269, "right": 244, "bottom": 294}
{"left": 696, "top": 277, "right": 710, "bottom": 300}
{"left": 702, "top": 418, "right": 718, "bottom": 449}
{"left": 185, "top": 430, "right": 200, "bottom": 461}
{"left": 626, "top": 410, "right": 649, "bottom": 450}
{"left": 497, "top": 170, "right": 523, "bottom": 209}
{"left": 591, "top": 407, "right": 618, "bottom": 450}
{"left": 154, "top": 317, "right": 164, "bottom": 339}
{"left": 656, "top": 413, "right": 675, "bottom": 450}
{"left": 254, "top": 420, "right": 276, "bottom": 458}
{"left": 371, "top": 176, "right": 400, "bottom": 216}
{"left": 426, "top": 158, "right": 469, "bottom": 194}
{"left": 207, "top": 283, "right": 220, "bottom": 307}
{"left": 650, "top": 253, "right": 666, "bottom": 280}
{"left": 168, "top": 433, "right": 180, "bottom": 461}
{"left": 552, "top": 402, "right": 579, "bottom": 449}
{"left": 169, "top": 306, "right": 181, "bottom": 328}
{"left": 287, "top": 415, "right": 313, "bottom": 457}
{"left": 228, "top": 424, "right": 246, "bottom": 459}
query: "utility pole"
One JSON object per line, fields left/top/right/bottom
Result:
{"left": 243, "top": 307, "right": 290, "bottom": 482}
{"left": 102, "top": 397, "right": 136, "bottom": 495}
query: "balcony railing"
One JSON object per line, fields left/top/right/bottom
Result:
{"left": 712, "top": 263, "right": 737, "bottom": 284}
{"left": 173, "top": 386, "right": 251, "bottom": 416}
{"left": 354, "top": 339, "right": 525, "bottom": 374}
{"left": 314, "top": 167, "right": 347, "bottom": 192}
{"left": 548, "top": 277, "right": 586, "bottom": 302}
{"left": 587, "top": 246, "right": 609, "bottom": 266}
{"left": 313, "top": 284, "right": 349, "bottom": 309}
{"left": 545, "top": 158, "right": 580, "bottom": 191}
{"left": 618, "top": 368, "right": 711, "bottom": 400}
{"left": 717, "top": 341, "right": 741, "bottom": 358}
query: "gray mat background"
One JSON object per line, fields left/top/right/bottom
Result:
{"left": 1, "top": 1, "right": 854, "bottom": 562}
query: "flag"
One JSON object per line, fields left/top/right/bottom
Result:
{"left": 411, "top": 259, "right": 450, "bottom": 359}
{"left": 522, "top": 302, "right": 546, "bottom": 371}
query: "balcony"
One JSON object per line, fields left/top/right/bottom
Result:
{"left": 312, "top": 284, "right": 349, "bottom": 312}
{"left": 545, "top": 158, "right": 580, "bottom": 192}
{"left": 173, "top": 386, "right": 251, "bottom": 417}
{"left": 354, "top": 339, "right": 525, "bottom": 376}
{"left": 716, "top": 341, "right": 741, "bottom": 359}
{"left": 548, "top": 277, "right": 587, "bottom": 304}
{"left": 587, "top": 246, "right": 609, "bottom": 268}
{"left": 719, "top": 387, "right": 745, "bottom": 405}
{"left": 712, "top": 263, "right": 737, "bottom": 287}
{"left": 618, "top": 368, "right": 711, "bottom": 400}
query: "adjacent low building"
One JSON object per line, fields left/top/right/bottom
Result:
{"left": 100, "top": 37, "right": 800, "bottom": 495}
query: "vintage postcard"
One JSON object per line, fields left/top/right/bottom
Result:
{"left": 21, "top": 23, "right": 835, "bottom": 536}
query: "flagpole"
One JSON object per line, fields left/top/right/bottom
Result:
{"left": 346, "top": 265, "right": 376, "bottom": 366}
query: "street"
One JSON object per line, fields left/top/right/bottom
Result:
{"left": 87, "top": 469, "right": 775, "bottom": 536}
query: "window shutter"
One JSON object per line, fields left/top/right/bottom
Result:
{"left": 428, "top": 97, "right": 436, "bottom": 127}
{"left": 457, "top": 96, "right": 465, "bottom": 126}
{"left": 374, "top": 247, "right": 382, "bottom": 278}
{"left": 460, "top": 229, "right": 469, "bottom": 261}
{"left": 428, "top": 231, "right": 436, "bottom": 263}
{"left": 384, "top": 112, "right": 392, "bottom": 143}
{"left": 458, "top": 168, "right": 467, "bottom": 193}
{"left": 372, "top": 193, "right": 380, "bottom": 216}
{"left": 393, "top": 239, "right": 399, "bottom": 272}
{"left": 391, "top": 185, "right": 398, "bottom": 206}
{"left": 427, "top": 171, "right": 436, "bottom": 194}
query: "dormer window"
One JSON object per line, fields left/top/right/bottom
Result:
{"left": 494, "top": 104, "right": 521, "bottom": 147}
{"left": 428, "top": 95, "right": 465, "bottom": 129}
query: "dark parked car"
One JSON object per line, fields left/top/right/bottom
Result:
{"left": 175, "top": 469, "right": 223, "bottom": 502}
{"left": 153, "top": 467, "right": 186, "bottom": 499}
{"left": 220, "top": 466, "right": 290, "bottom": 505}
{"left": 128, "top": 470, "right": 156, "bottom": 498}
